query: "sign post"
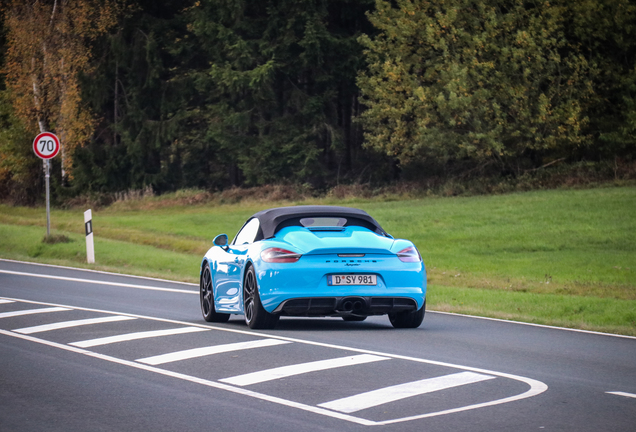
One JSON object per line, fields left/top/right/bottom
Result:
{"left": 33, "top": 132, "right": 61, "bottom": 237}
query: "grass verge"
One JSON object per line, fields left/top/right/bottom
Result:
{"left": 429, "top": 285, "right": 636, "bottom": 336}
{"left": 0, "top": 224, "right": 200, "bottom": 283}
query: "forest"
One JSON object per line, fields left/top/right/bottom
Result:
{"left": 0, "top": 0, "right": 634, "bottom": 204}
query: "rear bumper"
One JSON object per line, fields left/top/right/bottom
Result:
{"left": 255, "top": 254, "right": 426, "bottom": 314}
{"left": 272, "top": 296, "right": 419, "bottom": 317}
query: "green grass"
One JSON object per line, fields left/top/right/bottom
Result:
{"left": 0, "top": 186, "right": 634, "bottom": 335}
{"left": 0, "top": 224, "right": 200, "bottom": 281}
{"left": 363, "top": 188, "right": 636, "bottom": 298}
{"left": 430, "top": 285, "right": 636, "bottom": 336}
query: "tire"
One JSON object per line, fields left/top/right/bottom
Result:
{"left": 200, "top": 263, "right": 230, "bottom": 323}
{"left": 342, "top": 316, "right": 367, "bottom": 322}
{"left": 389, "top": 300, "right": 425, "bottom": 329}
{"left": 243, "top": 265, "right": 279, "bottom": 329}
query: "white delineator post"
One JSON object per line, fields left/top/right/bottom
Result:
{"left": 84, "top": 209, "right": 95, "bottom": 264}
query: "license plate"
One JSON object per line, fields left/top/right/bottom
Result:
{"left": 328, "top": 274, "right": 377, "bottom": 286}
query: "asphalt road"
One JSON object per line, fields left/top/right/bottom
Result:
{"left": 1, "top": 259, "right": 634, "bottom": 432}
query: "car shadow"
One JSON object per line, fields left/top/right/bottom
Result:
{"left": 222, "top": 316, "right": 401, "bottom": 331}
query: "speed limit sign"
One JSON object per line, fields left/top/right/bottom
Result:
{"left": 33, "top": 132, "right": 60, "bottom": 159}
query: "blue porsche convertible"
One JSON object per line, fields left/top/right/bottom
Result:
{"left": 200, "top": 206, "right": 426, "bottom": 329}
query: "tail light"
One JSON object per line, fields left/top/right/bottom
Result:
{"left": 261, "top": 247, "right": 301, "bottom": 263}
{"left": 397, "top": 246, "right": 421, "bottom": 262}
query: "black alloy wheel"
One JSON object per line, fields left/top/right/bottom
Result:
{"left": 200, "top": 263, "right": 230, "bottom": 323}
{"left": 243, "top": 266, "right": 279, "bottom": 329}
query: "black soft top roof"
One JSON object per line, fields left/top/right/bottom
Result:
{"left": 251, "top": 205, "right": 388, "bottom": 239}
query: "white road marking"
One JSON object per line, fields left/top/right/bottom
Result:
{"left": 0, "top": 269, "right": 196, "bottom": 294}
{"left": 14, "top": 315, "right": 136, "bottom": 334}
{"left": 70, "top": 326, "right": 208, "bottom": 348}
{"left": 136, "top": 339, "right": 291, "bottom": 365}
{"left": 606, "top": 391, "right": 636, "bottom": 399}
{"left": 430, "top": 311, "right": 636, "bottom": 340}
{"left": 0, "top": 297, "right": 549, "bottom": 425}
{"left": 220, "top": 354, "right": 390, "bottom": 386}
{"left": 0, "top": 299, "right": 15, "bottom": 304}
{"left": 319, "top": 371, "right": 496, "bottom": 413}
{"left": 0, "top": 328, "right": 375, "bottom": 426}
{"left": 0, "top": 258, "right": 197, "bottom": 287}
{"left": 0, "top": 307, "right": 69, "bottom": 319}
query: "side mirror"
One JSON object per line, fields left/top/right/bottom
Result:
{"left": 213, "top": 234, "right": 229, "bottom": 250}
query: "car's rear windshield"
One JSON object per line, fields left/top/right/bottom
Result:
{"left": 275, "top": 216, "right": 378, "bottom": 234}
{"left": 299, "top": 217, "right": 347, "bottom": 227}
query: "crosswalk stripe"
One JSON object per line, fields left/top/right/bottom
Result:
{"left": 220, "top": 354, "right": 390, "bottom": 386}
{"left": 319, "top": 371, "right": 496, "bottom": 413}
{"left": 0, "top": 307, "right": 70, "bottom": 319}
{"left": 69, "top": 326, "right": 209, "bottom": 348}
{"left": 136, "top": 339, "right": 291, "bottom": 366}
{"left": 13, "top": 316, "right": 136, "bottom": 334}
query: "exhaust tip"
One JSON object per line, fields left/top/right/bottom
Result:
{"left": 339, "top": 297, "right": 367, "bottom": 313}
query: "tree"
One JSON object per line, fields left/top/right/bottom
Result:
{"left": 564, "top": 0, "right": 636, "bottom": 159}
{"left": 0, "top": 90, "right": 43, "bottom": 204}
{"left": 3, "top": 0, "right": 116, "bottom": 180}
{"left": 75, "top": 0, "right": 194, "bottom": 193}
{"left": 184, "top": 0, "right": 375, "bottom": 187}
{"left": 71, "top": 0, "right": 378, "bottom": 194}
{"left": 357, "top": 0, "right": 593, "bottom": 174}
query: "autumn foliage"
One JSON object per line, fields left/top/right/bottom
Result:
{"left": 2, "top": 0, "right": 115, "bottom": 178}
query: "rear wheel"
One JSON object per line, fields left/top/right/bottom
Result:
{"left": 200, "top": 263, "right": 230, "bottom": 323}
{"left": 389, "top": 300, "right": 425, "bottom": 328}
{"left": 243, "top": 266, "right": 279, "bottom": 329}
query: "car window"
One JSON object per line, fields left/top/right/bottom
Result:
{"left": 300, "top": 217, "right": 347, "bottom": 227}
{"left": 274, "top": 215, "right": 380, "bottom": 235}
{"left": 233, "top": 218, "right": 260, "bottom": 245}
